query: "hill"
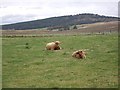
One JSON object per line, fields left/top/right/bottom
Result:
{"left": 2, "top": 21, "right": 118, "bottom": 36}
{"left": 1, "top": 13, "right": 119, "bottom": 30}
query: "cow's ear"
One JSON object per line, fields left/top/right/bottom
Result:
{"left": 55, "top": 41, "right": 60, "bottom": 44}
{"left": 55, "top": 42, "right": 58, "bottom": 45}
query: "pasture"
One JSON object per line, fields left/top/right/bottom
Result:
{"left": 2, "top": 33, "right": 118, "bottom": 88}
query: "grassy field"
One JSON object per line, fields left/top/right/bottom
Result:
{"left": 2, "top": 33, "right": 118, "bottom": 88}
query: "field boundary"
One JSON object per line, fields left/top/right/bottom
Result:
{"left": 1, "top": 31, "right": 118, "bottom": 38}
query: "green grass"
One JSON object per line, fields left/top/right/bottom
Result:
{"left": 2, "top": 34, "right": 118, "bottom": 88}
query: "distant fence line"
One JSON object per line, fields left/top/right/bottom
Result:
{"left": 1, "top": 31, "right": 118, "bottom": 38}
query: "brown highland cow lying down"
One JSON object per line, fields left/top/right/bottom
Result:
{"left": 72, "top": 50, "right": 86, "bottom": 59}
{"left": 46, "top": 41, "right": 61, "bottom": 50}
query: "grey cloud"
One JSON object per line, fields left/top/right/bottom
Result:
{"left": 1, "top": 1, "right": 118, "bottom": 25}
{"left": 1, "top": 14, "right": 37, "bottom": 25}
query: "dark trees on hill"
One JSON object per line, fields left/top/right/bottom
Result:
{"left": 73, "top": 25, "right": 77, "bottom": 29}
{"left": 2, "top": 13, "right": 118, "bottom": 30}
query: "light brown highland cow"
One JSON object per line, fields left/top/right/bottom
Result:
{"left": 46, "top": 41, "right": 61, "bottom": 50}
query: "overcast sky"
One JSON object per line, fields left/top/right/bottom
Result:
{"left": 0, "top": 0, "right": 119, "bottom": 25}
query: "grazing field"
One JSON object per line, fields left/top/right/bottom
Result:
{"left": 2, "top": 33, "right": 118, "bottom": 88}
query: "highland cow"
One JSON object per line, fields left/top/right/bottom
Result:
{"left": 72, "top": 50, "right": 86, "bottom": 59}
{"left": 46, "top": 41, "right": 61, "bottom": 50}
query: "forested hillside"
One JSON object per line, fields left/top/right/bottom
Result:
{"left": 2, "top": 13, "right": 118, "bottom": 30}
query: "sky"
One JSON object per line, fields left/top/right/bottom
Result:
{"left": 0, "top": 0, "right": 119, "bottom": 25}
